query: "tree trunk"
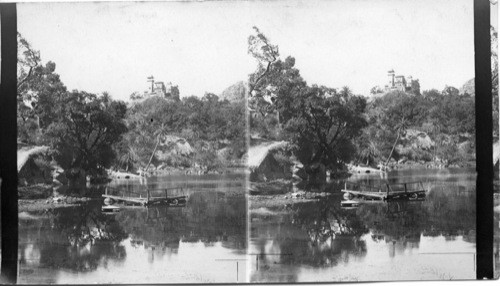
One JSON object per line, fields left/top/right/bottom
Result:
{"left": 385, "top": 128, "right": 402, "bottom": 167}
{"left": 145, "top": 137, "right": 160, "bottom": 172}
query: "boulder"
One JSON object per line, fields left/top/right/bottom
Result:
{"left": 220, "top": 81, "right": 247, "bottom": 102}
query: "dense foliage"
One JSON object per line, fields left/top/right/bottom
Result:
{"left": 248, "top": 27, "right": 476, "bottom": 173}
{"left": 17, "top": 33, "right": 128, "bottom": 176}
{"left": 17, "top": 33, "right": 246, "bottom": 177}
{"left": 248, "top": 29, "right": 366, "bottom": 173}
{"left": 43, "top": 92, "right": 127, "bottom": 175}
{"left": 17, "top": 26, "right": 480, "bottom": 184}
{"left": 360, "top": 89, "right": 475, "bottom": 166}
{"left": 120, "top": 94, "right": 246, "bottom": 171}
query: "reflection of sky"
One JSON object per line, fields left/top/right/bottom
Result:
{"left": 250, "top": 167, "right": 478, "bottom": 283}
{"left": 56, "top": 238, "right": 247, "bottom": 284}
{"left": 250, "top": 232, "right": 475, "bottom": 282}
{"left": 19, "top": 175, "right": 248, "bottom": 284}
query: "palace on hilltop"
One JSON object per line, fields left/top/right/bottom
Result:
{"left": 145, "top": 76, "right": 180, "bottom": 101}
{"left": 384, "top": 69, "right": 419, "bottom": 93}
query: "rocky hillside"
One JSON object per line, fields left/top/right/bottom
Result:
{"left": 220, "top": 81, "right": 246, "bottom": 102}
{"left": 459, "top": 78, "right": 475, "bottom": 96}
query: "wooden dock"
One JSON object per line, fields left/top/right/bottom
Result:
{"left": 102, "top": 186, "right": 187, "bottom": 206}
{"left": 341, "top": 181, "right": 426, "bottom": 201}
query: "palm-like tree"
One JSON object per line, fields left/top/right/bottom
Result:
{"left": 360, "top": 141, "right": 382, "bottom": 166}
{"left": 384, "top": 117, "right": 409, "bottom": 167}
{"left": 145, "top": 122, "right": 169, "bottom": 172}
{"left": 119, "top": 147, "right": 139, "bottom": 172}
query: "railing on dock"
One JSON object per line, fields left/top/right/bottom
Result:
{"left": 344, "top": 182, "right": 385, "bottom": 193}
{"left": 104, "top": 186, "right": 186, "bottom": 205}
{"left": 386, "top": 182, "right": 426, "bottom": 193}
{"left": 147, "top": 187, "right": 185, "bottom": 200}
{"left": 344, "top": 181, "right": 425, "bottom": 194}
{"left": 342, "top": 181, "right": 427, "bottom": 201}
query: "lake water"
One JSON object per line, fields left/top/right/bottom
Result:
{"left": 16, "top": 169, "right": 500, "bottom": 283}
{"left": 249, "top": 168, "right": 481, "bottom": 282}
{"left": 18, "top": 174, "right": 247, "bottom": 284}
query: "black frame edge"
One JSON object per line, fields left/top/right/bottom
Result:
{"left": 0, "top": 3, "right": 18, "bottom": 284}
{"left": 475, "top": 0, "right": 494, "bottom": 280}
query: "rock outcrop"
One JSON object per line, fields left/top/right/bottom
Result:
{"left": 459, "top": 78, "right": 475, "bottom": 96}
{"left": 156, "top": 135, "right": 194, "bottom": 160}
{"left": 220, "top": 81, "right": 247, "bottom": 102}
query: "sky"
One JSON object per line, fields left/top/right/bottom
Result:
{"left": 18, "top": 0, "right": 476, "bottom": 101}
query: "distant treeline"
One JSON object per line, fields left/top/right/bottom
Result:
{"left": 16, "top": 26, "right": 497, "bottom": 180}
{"left": 17, "top": 33, "right": 245, "bottom": 177}
{"left": 247, "top": 27, "right": 483, "bottom": 176}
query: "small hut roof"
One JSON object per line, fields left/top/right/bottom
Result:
{"left": 247, "top": 141, "right": 288, "bottom": 169}
{"left": 17, "top": 146, "right": 50, "bottom": 172}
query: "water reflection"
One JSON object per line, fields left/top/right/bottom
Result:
{"left": 250, "top": 168, "right": 477, "bottom": 282}
{"left": 19, "top": 202, "right": 128, "bottom": 283}
{"left": 19, "top": 175, "right": 247, "bottom": 284}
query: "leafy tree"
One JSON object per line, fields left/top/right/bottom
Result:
{"left": 247, "top": 28, "right": 367, "bottom": 175}
{"left": 145, "top": 122, "right": 170, "bottom": 172}
{"left": 370, "top": 86, "right": 384, "bottom": 95}
{"left": 357, "top": 140, "right": 382, "bottom": 166}
{"left": 422, "top": 89, "right": 441, "bottom": 101}
{"left": 129, "top": 91, "right": 144, "bottom": 101}
{"left": 44, "top": 91, "right": 127, "bottom": 176}
{"left": 427, "top": 91, "right": 474, "bottom": 135}
{"left": 17, "top": 33, "right": 41, "bottom": 92}
{"left": 247, "top": 26, "right": 280, "bottom": 97}
{"left": 364, "top": 92, "right": 428, "bottom": 166}
{"left": 383, "top": 96, "right": 425, "bottom": 165}
{"left": 249, "top": 56, "right": 307, "bottom": 120}
{"left": 17, "top": 33, "right": 68, "bottom": 143}
{"left": 169, "top": 85, "right": 180, "bottom": 100}
{"left": 117, "top": 145, "right": 140, "bottom": 172}
{"left": 121, "top": 93, "right": 245, "bottom": 171}
{"left": 123, "top": 96, "right": 185, "bottom": 167}
{"left": 410, "top": 79, "right": 421, "bottom": 95}
{"left": 283, "top": 86, "right": 367, "bottom": 171}
{"left": 442, "top": 86, "right": 460, "bottom": 97}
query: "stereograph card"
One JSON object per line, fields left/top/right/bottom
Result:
{"left": 0, "top": 0, "right": 497, "bottom": 284}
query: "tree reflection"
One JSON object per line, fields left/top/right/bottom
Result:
{"left": 19, "top": 202, "right": 127, "bottom": 279}
{"left": 113, "top": 191, "right": 246, "bottom": 262}
{"left": 356, "top": 185, "right": 475, "bottom": 244}
{"left": 251, "top": 181, "right": 477, "bottom": 282}
{"left": 251, "top": 197, "right": 369, "bottom": 283}
{"left": 19, "top": 190, "right": 247, "bottom": 281}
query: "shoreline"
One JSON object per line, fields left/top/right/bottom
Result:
{"left": 19, "top": 197, "right": 95, "bottom": 212}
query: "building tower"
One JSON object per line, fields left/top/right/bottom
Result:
{"left": 406, "top": 76, "right": 413, "bottom": 89}
{"left": 147, "top": 76, "right": 155, "bottom": 93}
{"left": 388, "top": 69, "right": 395, "bottom": 88}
